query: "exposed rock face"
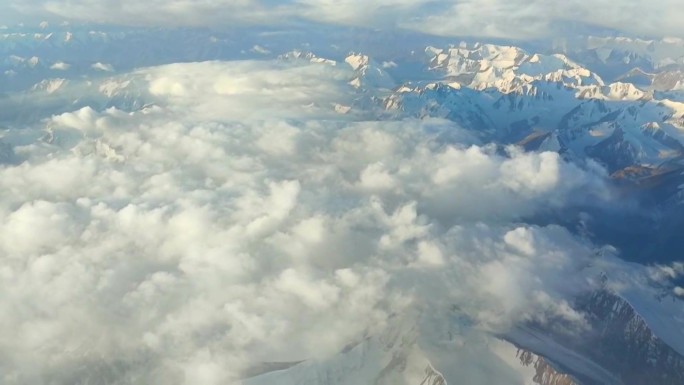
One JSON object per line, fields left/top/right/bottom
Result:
{"left": 517, "top": 350, "right": 579, "bottom": 385}
{"left": 575, "top": 290, "right": 684, "bottom": 385}
{"left": 585, "top": 127, "right": 639, "bottom": 173}
{"left": 418, "top": 365, "right": 446, "bottom": 385}
{"left": 505, "top": 288, "right": 684, "bottom": 385}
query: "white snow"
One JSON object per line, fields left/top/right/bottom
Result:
{"left": 50, "top": 61, "right": 71, "bottom": 71}
{"left": 91, "top": 62, "right": 114, "bottom": 72}
{"left": 250, "top": 45, "right": 271, "bottom": 55}
{"left": 344, "top": 53, "right": 369, "bottom": 71}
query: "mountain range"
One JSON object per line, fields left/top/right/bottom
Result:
{"left": 2, "top": 24, "right": 684, "bottom": 385}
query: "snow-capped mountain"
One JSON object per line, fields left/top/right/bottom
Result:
{"left": 384, "top": 43, "right": 684, "bottom": 192}
{"left": 558, "top": 36, "right": 684, "bottom": 72}
{"left": 240, "top": 285, "right": 684, "bottom": 385}
{"left": 239, "top": 307, "right": 586, "bottom": 385}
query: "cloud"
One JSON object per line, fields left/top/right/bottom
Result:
{"left": 5, "top": 0, "right": 275, "bottom": 26}
{"left": 91, "top": 62, "right": 114, "bottom": 72}
{"left": 0, "top": 58, "right": 643, "bottom": 384}
{"left": 3, "top": 0, "right": 684, "bottom": 39}
{"left": 50, "top": 61, "right": 71, "bottom": 71}
{"left": 402, "top": 0, "right": 684, "bottom": 39}
{"left": 139, "top": 60, "right": 355, "bottom": 121}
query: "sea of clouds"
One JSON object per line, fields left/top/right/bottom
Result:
{"left": 0, "top": 57, "right": 680, "bottom": 384}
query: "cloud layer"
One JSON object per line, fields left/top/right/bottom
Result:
{"left": 0, "top": 58, "right": 624, "bottom": 384}
{"left": 3, "top": 0, "right": 684, "bottom": 39}
{"left": 6, "top": 56, "right": 684, "bottom": 385}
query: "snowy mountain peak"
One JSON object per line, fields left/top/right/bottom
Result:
{"left": 343, "top": 52, "right": 394, "bottom": 89}
{"left": 423, "top": 43, "right": 603, "bottom": 95}
{"left": 604, "top": 82, "right": 649, "bottom": 100}
{"left": 32, "top": 78, "right": 66, "bottom": 94}
{"left": 344, "top": 53, "right": 370, "bottom": 71}
{"left": 279, "top": 50, "right": 336, "bottom": 66}
{"left": 576, "top": 82, "right": 649, "bottom": 101}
